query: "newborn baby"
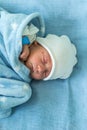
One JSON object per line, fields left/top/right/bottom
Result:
{"left": 20, "top": 24, "right": 77, "bottom": 80}
{"left": 20, "top": 41, "right": 52, "bottom": 80}
{"left": 20, "top": 40, "right": 52, "bottom": 80}
{"left": 0, "top": 8, "right": 77, "bottom": 118}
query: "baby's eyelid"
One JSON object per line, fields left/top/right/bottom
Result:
{"left": 43, "top": 57, "right": 48, "bottom": 64}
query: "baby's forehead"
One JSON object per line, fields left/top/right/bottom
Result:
{"left": 33, "top": 41, "right": 51, "bottom": 59}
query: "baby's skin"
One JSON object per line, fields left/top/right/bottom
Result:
{"left": 19, "top": 42, "right": 52, "bottom": 80}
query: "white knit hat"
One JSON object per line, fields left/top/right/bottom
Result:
{"left": 36, "top": 34, "right": 77, "bottom": 80}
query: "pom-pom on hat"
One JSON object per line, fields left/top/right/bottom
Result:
{"left": 36, "top": 34, "right": 77, "bottom": 80}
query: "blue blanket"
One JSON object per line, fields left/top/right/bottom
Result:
{"left": 0, "top": 0, "right": 87, "bottom": 130}
{"left": 0, "top": 7, "right": 45, "bottom": 118}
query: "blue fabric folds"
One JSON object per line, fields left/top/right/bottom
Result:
{"left": 0, "top": 8, "right": 32, "bottom": 118}
{"left": 0, "top": 8, "right": 45, "bottom": 118}
{"left": 0, "top": 0, "right": 87, "bottom": 130}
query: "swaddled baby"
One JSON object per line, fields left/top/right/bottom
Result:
{"left": 0, "top": 8, "right": 77, "bottom": 119}
{"left": 20, "top": 24, "right": 77, "bottom": 80}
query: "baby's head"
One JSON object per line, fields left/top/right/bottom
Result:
{"left": 25, "top": 34, "right": 77, "bottom": 80}
{"left": 36, "top": 34, "right": 77, "bottom": 80}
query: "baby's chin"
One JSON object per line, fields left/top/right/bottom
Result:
{"left": 30, "top": 73, "right": 43, "bottom": 80}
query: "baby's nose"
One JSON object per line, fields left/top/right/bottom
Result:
{"left": 37, "top": 65, "right": 45, "bottom": 74}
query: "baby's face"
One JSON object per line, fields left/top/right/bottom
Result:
{"left": 25, "top": 41, "right": 52, "bottom": 80}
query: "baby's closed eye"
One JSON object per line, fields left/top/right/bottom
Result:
{"left": 42, "top": 55, "right": 48, "bottom": 64}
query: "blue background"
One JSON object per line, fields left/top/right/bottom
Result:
{"left": 0, "top": 0, "right": 87, "bottom": 130}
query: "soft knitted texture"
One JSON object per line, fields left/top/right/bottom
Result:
{"left": 36, "top": 34, "right": 77, "bottom": 80}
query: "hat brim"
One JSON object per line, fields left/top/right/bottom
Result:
{"left": 36, "top": 37, "right": 55, "bottom": 80}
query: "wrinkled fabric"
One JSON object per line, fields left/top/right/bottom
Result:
{"left": 0, "top": 0, "right": 87, "bottom": 130}
{"left": 0, "top": 8, "right": 45, "bottom": 118}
